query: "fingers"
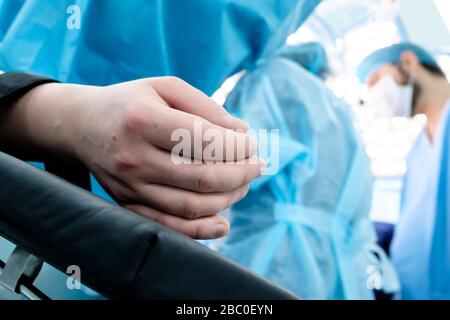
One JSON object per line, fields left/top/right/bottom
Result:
{"left": 149, "top": 76, "right": 249, "bottom": 131}
{"left": 143, "top": 103, "right": 257, "bottom": 161}
{"left": 144, "top": 146, "right": 263, "bottom": 193}
{"left": 126, "top": 204, "right": 230, "bottom": 239}
{"left": 132, "top": 183, "right": 248, "bottom": 219}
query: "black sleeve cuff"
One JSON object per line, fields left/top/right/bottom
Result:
{"left": 0, "top": 72, "right": 90, "bottom": 190}
{"left": 0, "top": 72, "right": 58, "bottom": 104}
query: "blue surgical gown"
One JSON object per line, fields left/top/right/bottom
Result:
{"left": 391, "top": 101, "right": 450, "bottom": 299}
{"left": 217, "top": 56, "right": 399, "bottom": 299}
{"left": 0, "top": 0, "right": 320, "bottom": 95}
{"left": 0, "top": 0, "right": 322, "bottom": 299}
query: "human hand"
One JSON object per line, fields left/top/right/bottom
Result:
{"left": 6, "top": 77, "right": 263, "bottom": 239}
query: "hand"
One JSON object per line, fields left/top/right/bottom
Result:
{"left": 1, "top": 77, "right": 264, "bottom": 239}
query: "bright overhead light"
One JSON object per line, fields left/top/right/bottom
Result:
{"left": 434, "top": 0, "right": 450, "bottom": 33}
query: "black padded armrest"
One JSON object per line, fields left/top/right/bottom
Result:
{"left": 0, "top": 152, "right": 297, "bottom": 299}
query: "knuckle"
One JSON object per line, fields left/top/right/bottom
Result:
{"left": 196, "top": 170, "right": 216, "bottom": 193}
{"left": 112, "top": 150, "right": 139, "bottom": 173}
{"left": 182, "top": 197, "right": 203, "bottom": 219}
{"left": 150, "top": 214, "right": 165, "bottom": 226}
{"left": 192, "top": 225, "right": 202, "bottom": 240}
{"left": 109, "top": 187, "right": 132, "bottom": 204}
{"left": 121, "top": 102, "right": 149, "bottom": 135}
{"left": 162, "top": 76, "right": 185, "bottom": 86}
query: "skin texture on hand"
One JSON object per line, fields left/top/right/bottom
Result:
{"left": 0, "top": 77, "right": 264, "bottom": 239}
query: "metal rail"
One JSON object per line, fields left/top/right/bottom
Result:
{"left": 0, "top": 247, "right": 49, "bottom": 300}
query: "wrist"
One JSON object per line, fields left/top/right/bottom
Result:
{"left": 9, "top": 82, "right": 94, "bottom": 162}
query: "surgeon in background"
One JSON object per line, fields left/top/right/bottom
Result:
{"left": 358, "top": 43, "right": 450, "bottom": 299}
{"left": 218, "top": 42, "right": 399, "bottom": 299}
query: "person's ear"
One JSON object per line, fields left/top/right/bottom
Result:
{"left": 399, "top": 51, "right": 420, "bottom": 74}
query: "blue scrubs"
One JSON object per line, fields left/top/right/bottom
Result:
{"left": 430, "top": 101, "right": 450, "bottom": 299}
{"left": 391, "top": 101, "right": 450, "bottom": 299}
{"left": 0, "top": 0, "right": 321, "bottom": 95}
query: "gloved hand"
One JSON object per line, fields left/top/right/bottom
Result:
{"left": 0, "top": 77, "right": 264, "bottom": 239}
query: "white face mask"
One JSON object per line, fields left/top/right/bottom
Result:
{"left": 369, "top": 75, "right": 414, "bottom": 118}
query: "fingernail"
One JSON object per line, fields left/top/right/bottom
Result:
{"left": 214, "top": 223, "right": 227, "bottom": 238}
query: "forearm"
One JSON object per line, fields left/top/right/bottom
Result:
{"left": 0, "top": 76, "right": 89, "bottom": 162}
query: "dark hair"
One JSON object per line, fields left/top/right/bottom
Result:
{"left": 422, "top": 63, "right": 446, "bottom": 78}
{"left": 395, "top": 62, "right": 446, "bottom": 115}
{"left": 395, "top": 62, "right": 446, "bottom": 80}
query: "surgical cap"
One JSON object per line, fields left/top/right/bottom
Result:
{"left": 358, "top": 43, "right": 439, "bottom": 83}
{"left": 277, "top": 42, "right": 329, "bottom": 78}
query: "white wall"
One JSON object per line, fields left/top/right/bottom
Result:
{"left": 398, "top": 0, "right": 450, "bottom": 50}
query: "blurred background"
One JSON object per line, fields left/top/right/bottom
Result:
{"left": 214, "top": 0, "right": 450, "bottom": 226}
